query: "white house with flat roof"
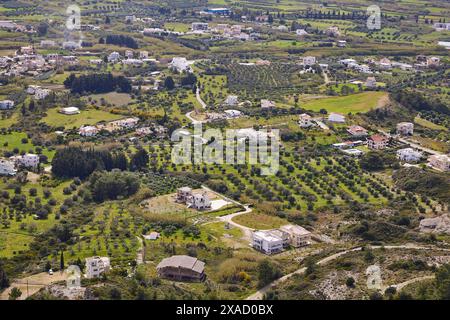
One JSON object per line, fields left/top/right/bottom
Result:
{"left": 0, "top": 100, "right": 14, "bottom": 110}
{"left": 85, "top": 256, "right": 110, "bottom": 279}
{"left": 170, "top": 57, "right": 191, "bottom": 73}
{"left": 252, "top": 230, "right": 284, "bottom": 255}
{"left": 328, "top": 112, "right": 346, "bottom": 123}
{"left": 225, "top": 95, "right": 238, "bottom": 106}
{"left": 108, "top": 51, "right": 120, "bottom": 63}
{"left": 299, "top": 113, "right": 314, "bottom": 128}
{"left": 11, "top": 153, "right": 39, "bottom": 169}
{"left": 0, "top": 158, "right": 16, "bottom": 176}
{"left": 397, "top": 148, "right": 422, "bottom": 162}
{"left": 280, "top": 224, "right": 311, "bottom": 247}
{"left": 261, "top": 99, "right": 276, "bottom": 109}
{"left": 79, "top": 126, "right": 99, "bottom": 137}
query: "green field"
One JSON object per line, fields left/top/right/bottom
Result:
{"left": 41, "top": 108, "right": 123, "bottom": 129}
{"left": 302, "top": 92, "right": 388, "bottom": 114}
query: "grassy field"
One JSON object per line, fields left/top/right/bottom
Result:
{"left": 414, "top": 115, "right": 448, "bottom": 131}
{"left": 302, "top": 92, "right": 388, "bottom": 114}
{"left": 87, "top": 92, "right": 133, "bottom": 107}
{"left": 232, "top": 212, "right": 288, "bottom": 230}
{"left": 0, "top": 132, "right": 55, "bottom": 159}
{"left": 41, "top": 108, "right": 123, "bottom": 129}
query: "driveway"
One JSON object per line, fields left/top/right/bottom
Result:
{"left": 0, "top": 271, "right": 67, "bottom": 300}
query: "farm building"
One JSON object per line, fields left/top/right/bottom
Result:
{"left": 157, "top": 255, "right": 205, "bottom": 281}
{"left": 60, "top": 107, "right": 80, "bottom": 115}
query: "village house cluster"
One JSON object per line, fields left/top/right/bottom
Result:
{"left": 79, "top": 117, "right": 139, "bottom": 137}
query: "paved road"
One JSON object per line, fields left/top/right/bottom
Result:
{"left": 246, "top": 244, "right": 448, "bottom": 300}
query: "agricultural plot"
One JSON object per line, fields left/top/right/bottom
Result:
{"left": 302, "top": 92, "right": 388, "bottom": 114}
{"left": 40, "top": 108, "right": 123, "bottom": 130}
{"left": 0, "top": 132, "right": 55, "bottom": 160}
{"left": 64, "top": 202, "right": 139, "bottom": 266}
{"left": 0, "top": 178, "right": 75, "bottom": 258}
{"left": 224, "top": 62, "right": 321, "bottom": 100}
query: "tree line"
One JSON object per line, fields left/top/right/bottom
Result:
{"left": 100, "top": 34, "right": 139, "bottom": 49}
{"left": 64, "top": 73, "right": 132, "bottom": 94}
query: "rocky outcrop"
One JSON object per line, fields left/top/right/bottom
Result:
{"left": 419, "top": 214, "right": 450, "bottom": 234}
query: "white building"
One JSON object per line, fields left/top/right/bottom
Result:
{"left": 296, "top": 29, "right": 308, "bottom": 36}
{"left": 0, "top": 100, "right": 14, "bottom": 110}
{"left": 433, "top": 22, "right": 450, "bottom": 31}
{"left": 397, "top": 122, "right": 414, "bottom": 136}
{"left": 428, "top": 154, "right": 450, "bottom": 172}
{"left": 125, "top": 50, "right": 134, "bottom": 59}
{"left": 261, "top": 99, "right": 276, "bottom": 109}
{"left": 397, "top": 148, "right": 423, "bottom": 162}
{"left": 188, "top": 193, "right": 211, "bottom": 210}
{"left": 85, "top": 256, "right": 110, "bottom": 279}
{"left": 279, "top": 224, "right": 311, "bottom": 247}
{"left": 60, "top": 107, "right": 80, "bottom": 115}
{"left": 365, "top": 76, "right": 377, "bottom": 88}
{"left": 79, "top": 126, "right": 99, "bottom": 137}
{"left": 108, "top": 51, "right": 120, "bottom": 63}
{"left": 125, "top": 15, "right": 136, "bottom": 23}
{"left": 328, "top": 112, "right": 346, "bottom": 123}
{"left": 12, "top": 153, "right": 39, "bottom": 169}
{"left": 40, "top": 40, "right": 56, "bottom": 48}
{"left": 0, "top": 159, "right": 16, "bottom": 176}
{"left": 225, "top": 95, "right": 238, "bottom": 106}
{"left": 34, "top": 88, "right": 51, "bottom": 100}
{"left": 192, "top": 22, "right": 209, "bottom": 31}
{"left": 224, "top": 109, "right": 242, "bottom": 118}
{"left": 302, "top": 56, "right": 316, "bottom": 66}
{"left": 299, "top": 113, "right": 314, "bottom": 128}
{"left": 62, "top": 41, "right": 80, "bottom": 50}
{"left": 337, "top": 40, "right": 347, "bottom": 47}
{"left": 139, "top": 51, "right": 149, "bottom": 59}
{"left": 252, "top": 230, "right": 284, "bottom": 255}
{"left": 326, "top": 26, "right": 340, "bottom": 37}
{"left": 170, "top": 57, "right": 191, "bottom": 73}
